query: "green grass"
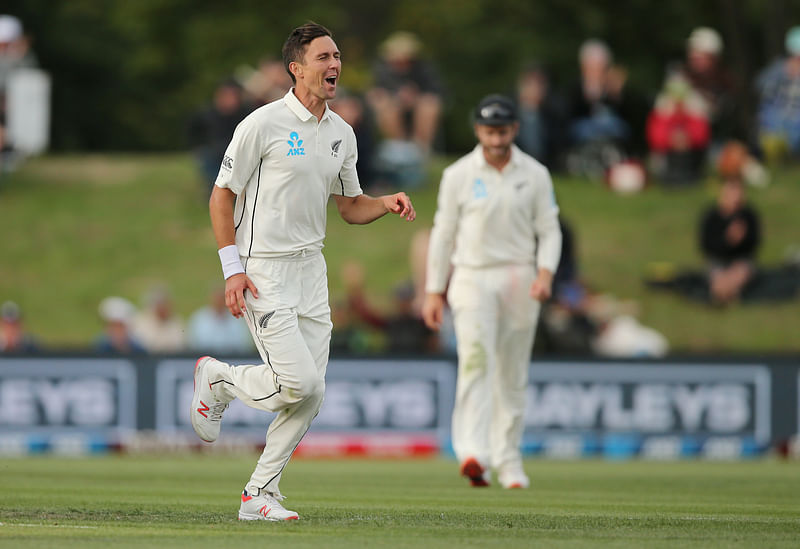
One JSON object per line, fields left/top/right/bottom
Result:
{"left": 0, "top": 153, "right": 798, "bottom": 351}
{"left": 0, "top": 456, "right": 798, "bottom": 548}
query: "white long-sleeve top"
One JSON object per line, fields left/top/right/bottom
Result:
{"left": 425, "top": 144, "right": 562, "bottom": 294}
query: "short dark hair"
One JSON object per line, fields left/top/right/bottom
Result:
{"left": 282, "top": 22, "right": 333, "bottom": 84}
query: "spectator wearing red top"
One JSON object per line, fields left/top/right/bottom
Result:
{"left": 647, "top": 74, "right": 710, "bottom": 184}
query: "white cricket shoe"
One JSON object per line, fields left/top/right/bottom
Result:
{"left": 498, "top": 463, "right": 530, "bottom": 489}
{"left": 190, "top": 356, "right": 231, "bottom": 443}
{"left": 238, "top": 488, "right": 299, "bottom": 521}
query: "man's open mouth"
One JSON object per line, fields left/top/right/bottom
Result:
{"left": 325, "top": 76, "right": 337, "bottom": 86}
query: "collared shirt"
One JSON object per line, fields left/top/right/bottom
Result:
{"left": 426, "top": 144, "right": 562, "bottom": 294}
{"left": 215, "top": 89, "right": 362, "bottom": 259}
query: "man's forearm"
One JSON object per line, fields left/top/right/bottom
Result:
{"left": 338, "top": 194, "right": 389, "bottom": 225}
{"left": 209, "top": 186, "right": 237, "bottom": 248}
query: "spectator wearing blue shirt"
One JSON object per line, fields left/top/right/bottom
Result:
{"left": 94, "top": 296, "right": 146, "bottom": 355}
{"left": 757, "top": 26, "right": 800, "bottom": 162}
{"left": 187, "top": 286, "right": 253, "bottom": 354}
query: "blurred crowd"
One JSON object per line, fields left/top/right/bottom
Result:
{"left": 1, "top": 285, "right": 256, "bottom": 356}
{"left": 188, "top": 26, "right": 800, "bottom": 192}
{"left": 4, "top": 23, "right": 800, "bottom": 358}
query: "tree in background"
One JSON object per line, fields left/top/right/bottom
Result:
{"left": 4, "top": 0, "right": 795, "bottom": 154}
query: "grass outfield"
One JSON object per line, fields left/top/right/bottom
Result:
{"left": 0, "top": 154, "right": 799, "bottom": 351}
{"left": 0, "top": 456, "right": 798, "bottom": 548}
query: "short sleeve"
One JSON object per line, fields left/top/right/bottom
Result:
{"left": 331, "top": 125, "right": 363, "bottom": 197}
{"left": 214, "top": 115, "right": 264, "bottom": 195}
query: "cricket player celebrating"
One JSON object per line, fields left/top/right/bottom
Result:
{"left": 422, "top": 94, "right": 561, "bottom": 489}
{"left": 190, "top": 23, "right": 415, "bottom": 521}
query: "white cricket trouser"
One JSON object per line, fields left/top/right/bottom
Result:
{"left": 214, "top": 251, "right": 331, "bottom": 497}
{"left": 447, "top": 263, "right": 540, "bottom": 471}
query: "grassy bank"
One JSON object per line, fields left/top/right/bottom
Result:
{"left": 0, "top": 153, "right": 798, "bottom": 352}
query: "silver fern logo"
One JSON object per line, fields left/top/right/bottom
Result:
{"left": 258, "top": 311, "right": 275, "bottom": 329}
{"left": 331, "top": 139, "right": 342, "bottom": 157}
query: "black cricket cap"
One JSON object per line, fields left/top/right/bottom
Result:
{"left": 473, "top": 94, "right": 518, "bottom": 126}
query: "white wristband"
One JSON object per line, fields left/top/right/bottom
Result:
{"left": 218, "top": 245, "right": 245, "bottom": 280}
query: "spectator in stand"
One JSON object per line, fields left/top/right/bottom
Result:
{"left": 0, "top": 301, "right": 40, "bottom": 353}
{"left": 682, "top": 27, "right": 737, "bottom": 146}
{"left": 646, "top": 73, "right": 711, "bottom": 184}
{"left": 95, "top": 296, "right": 146, "bottom": 355}
{"left": 329, "top": 299, "right": 373, "bottom": 356}
{"left": 756, "top": 26, "right": 800, "bottom": 163}
{"left": 341, "top": 260, "right": 435, "bottom": 355}
{"left": 383, "top": 282, "right": 436, "bottom": 354}
{"left": 367, "top": 31, "right": 443, "bottom": 188}
{"left": 330, "top": 90, "right": 376, "bottom": 189}
{"left": 536, "top": 218, "right": 595, "bottom": 355}
{"left": 699, "top": 177, "right": 761, "bottom": 305}
{"left": 187, "top": 286, "right": 253, "bottom": 354}
{"left": 188, "top": 78, "right": 254, "bottom": 191}
{"left": 535, "top": 219, "right": 669, "bottom": 357}
{"left": 565, "top": 39, "right": 648, "bottom": 178}
{"left": 368, "top": 31, "right": 443, "bottom": 152}
{"left": 0, "top": 15, "right": 36, "bottom": 88}
{"left": 515, "top": 64, "right": 565, "bottom": 169}
{"left": 716, "top": 139, "right": 770, "bottom": 188}
{"left": 0, "top": 14, "right": 38, "bottom": 170}
{"left": 131, "top": 285, "right": 186, "bottom": 353}
{"left": 241, "top": 57, "right": 293, "bottom": 106}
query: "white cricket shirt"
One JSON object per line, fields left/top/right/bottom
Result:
{"left": 426, "top": 144, "right": 562, "bottom": 294}
{"left": 215, "top": 89, "right": 362, "bottom": 258}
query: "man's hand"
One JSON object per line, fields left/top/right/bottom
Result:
{"left": 530, "top": 269, "right": 554, "bottom": 302}
{"left": 422, "top": 293, "right": 445, "bottom": 331}
{"left": 382, "top": 192, "right": 416, "bottom": 221}
{"left": 225, "top": 273, "right": 259, "bottom": 318}
{"left": 726, "top": 219, "right": 747, "bottom": 246}
{"left": 334, "top": 193, "right": 416, "bottom": 224}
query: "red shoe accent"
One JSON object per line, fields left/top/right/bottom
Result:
{"left": 460, "top": 457, "right": 489, "bottom": 487}
{"left": 193, "top": 356, "right": 211, "bottom": 391}
{"left": 507, "top": 483, "right": 523, "bottom": 489}
{"left": 241, "top": 494, "right": 253, "bottom": 502}
{"left": 197, "top": 400, "right": 210, "bottom": 418}
{"left": 259, "top": 505, "right": 271, "bottom": 517}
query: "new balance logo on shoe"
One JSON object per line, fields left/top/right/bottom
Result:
{"left": 196, "top": 400, "right": 210, "bottom": 418}
{"left": 191, "top": 356, "right": 230, "bottom": 443}
{"left": 239, "top": 489, "right": 299, "bottom": 521}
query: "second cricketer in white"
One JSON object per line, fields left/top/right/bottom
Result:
{"left": 191, "top": 23, "right": 415, "bottom": 521}
{"left": 423, "top": 94, "right": 561, "bottom": 489}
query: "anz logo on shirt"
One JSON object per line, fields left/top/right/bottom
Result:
{"left": 472, "top": 178, "right": 488, "bottom": 199}
{"left": 287, "top": 131, "right": 305, "bottom": 156}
